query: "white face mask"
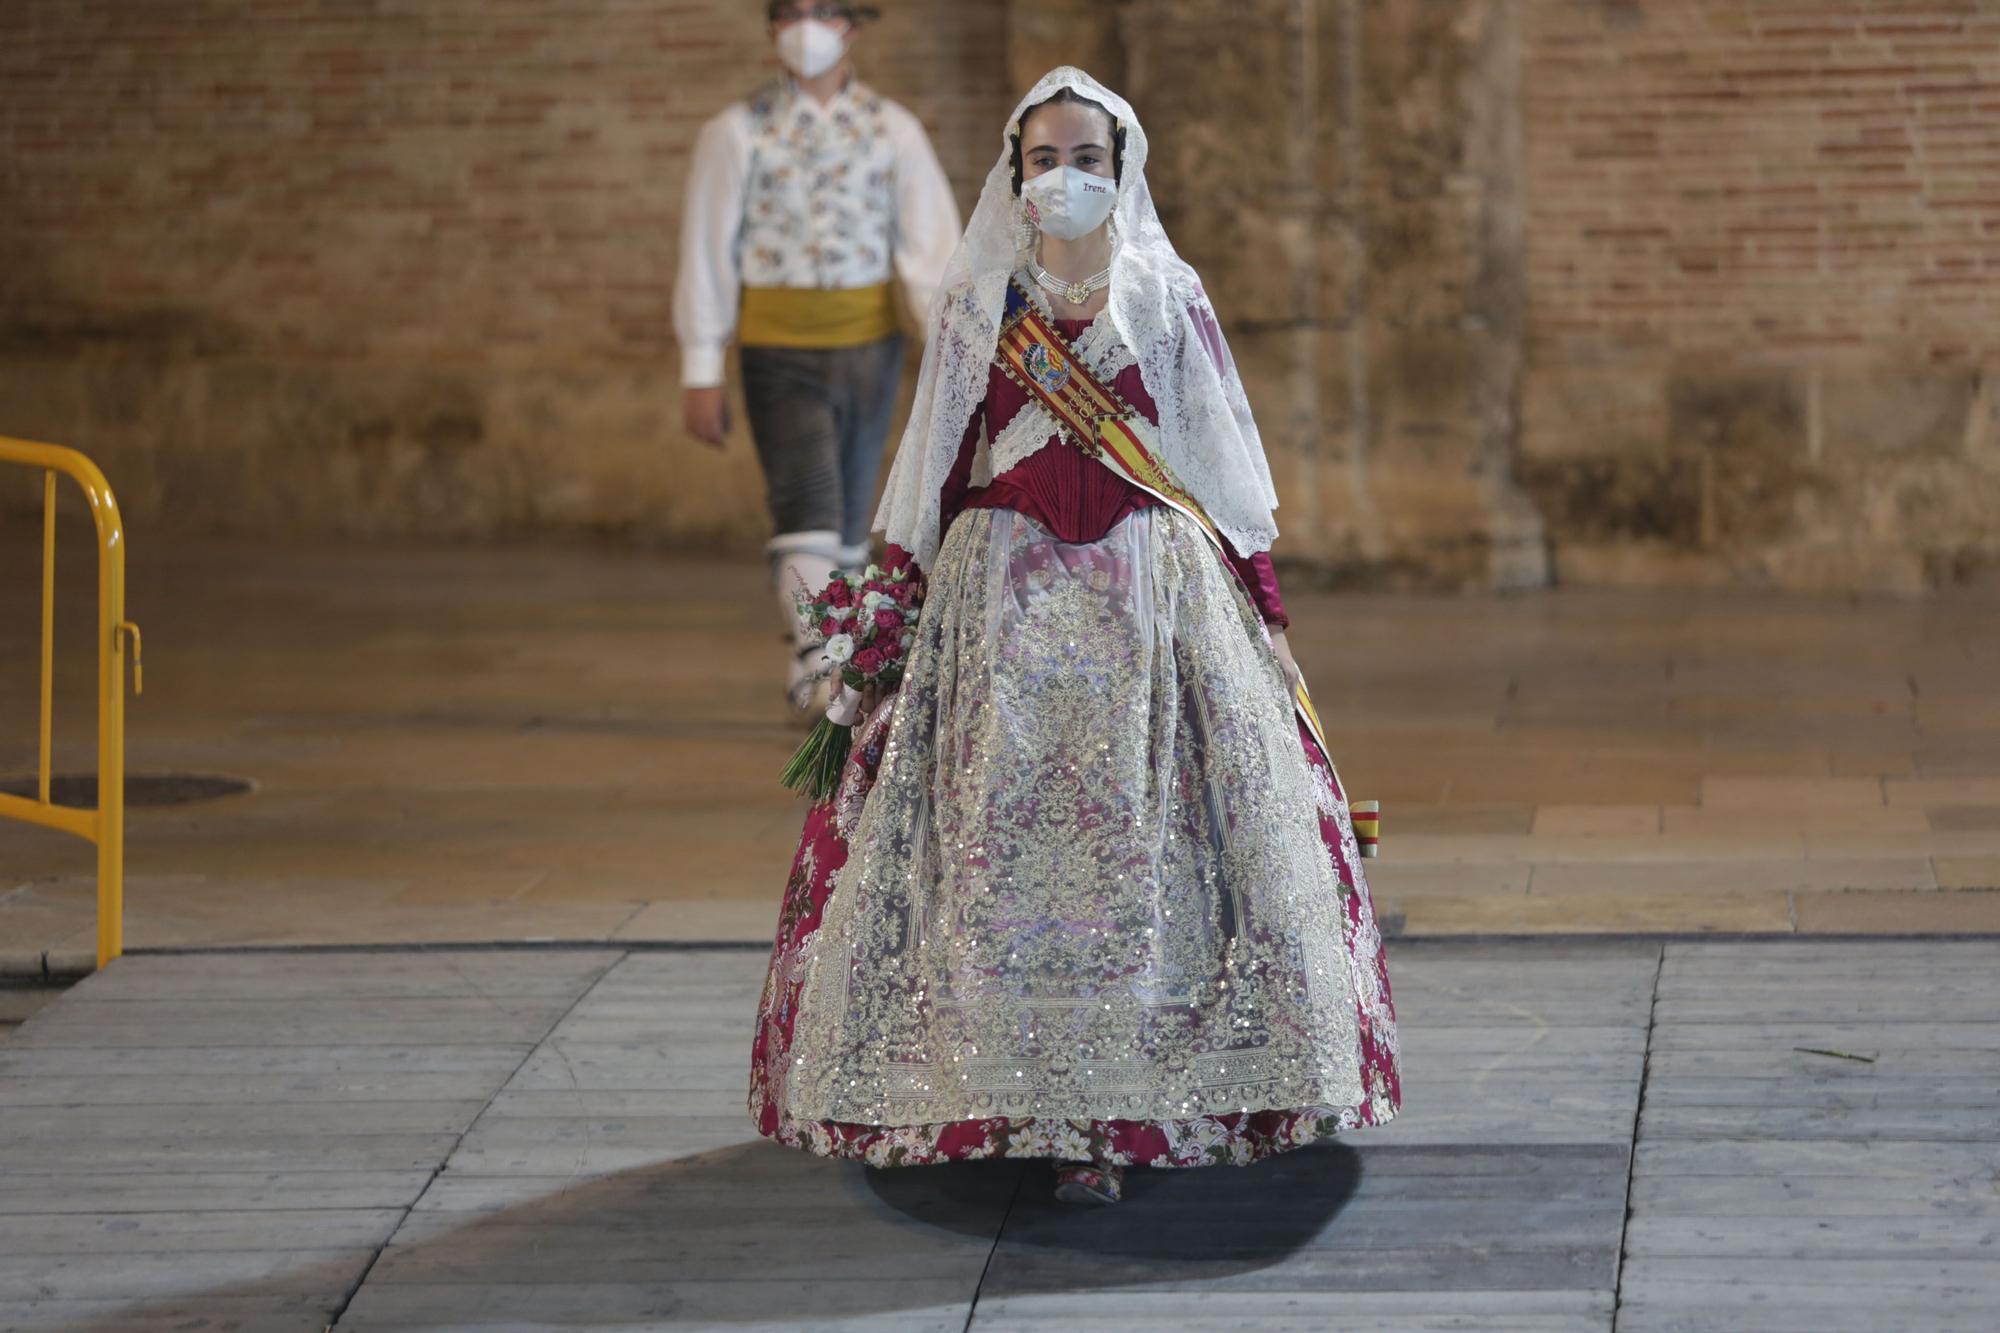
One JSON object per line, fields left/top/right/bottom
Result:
{"left": 1021, "top": 165, "right": 1118, "bottom": 241}
{"left": 776, "top": 18, "right": 846, "bottom": 79}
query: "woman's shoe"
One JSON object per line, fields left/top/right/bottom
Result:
{"left": 1052, "top": 1161, "right": 1123, "bottom": 1205}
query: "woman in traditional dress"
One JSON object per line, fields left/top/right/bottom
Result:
{"left": 749, "top": 66, "right": 1400, "bottom": 1206}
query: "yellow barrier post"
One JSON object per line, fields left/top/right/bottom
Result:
{"left": 0, "top": 436, "right": 140, "bottom": 969}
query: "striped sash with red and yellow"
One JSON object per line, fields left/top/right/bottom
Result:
{"left": 994, "top": 280, "right": 1375, "bottom": 853}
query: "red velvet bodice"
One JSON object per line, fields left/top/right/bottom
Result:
{"left": 884, "top": 315, "right": 1288, "bottom": 628}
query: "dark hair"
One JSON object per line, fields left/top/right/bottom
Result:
{"left": 1009, "top": 88, "right": 1125, "bottom": 195}
{"left": 765, "top": 2, "right": 880, "bottom": 23}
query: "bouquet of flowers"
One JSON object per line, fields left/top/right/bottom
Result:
{"left": 779, "top": 560, "right": 924, "bottom": 801}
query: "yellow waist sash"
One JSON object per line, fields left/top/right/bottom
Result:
{"left": 739, "top": 283, "right": 899, "bottom": 349}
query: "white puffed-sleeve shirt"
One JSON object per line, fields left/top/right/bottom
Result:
{"left": 673, "top": 74, "right": 962, "bottom": 387}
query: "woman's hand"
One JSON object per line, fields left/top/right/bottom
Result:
{"left": 855, "top": 675, "right": 905, "bottom": 723}
{"left": 683, "top": 386, "right": 731, "bottom": 449}
{"left": 1268, "top": 626, "right": 1303, "bottom": 697}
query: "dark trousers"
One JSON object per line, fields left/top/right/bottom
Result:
{"left": 739, "top": 334, "right": 906, "bottom": 549}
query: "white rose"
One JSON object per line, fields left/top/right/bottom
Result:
{"left": 824, "top": 634, "right": 855, "bottom": 664}
{"left": 861, "top": 590, "right": 885, "bottom": 611}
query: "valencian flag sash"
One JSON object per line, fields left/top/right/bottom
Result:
{"left": 996, "top": 279, "right": 1379, "bottom": 856}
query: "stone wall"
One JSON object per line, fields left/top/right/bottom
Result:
{"left": 1518, "top": 1, "right": 2000, "bottom": 592}
{"left": 1125, "top": 0, "right": 1549, "bottom": 590}
{"left": 3, "top": 1, "right": 1997, "bottom": 591}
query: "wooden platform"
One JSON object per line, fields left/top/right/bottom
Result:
{"left": 0, "top": 939, "right": 1995, "bottom": 1331}
{"left": 8, "top": 539, "right": 2000, "bottom": 971}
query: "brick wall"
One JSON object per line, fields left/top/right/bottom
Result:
{"left": 1520, "top": 1, "right": 2000, "bottom": 589}
{"left": 3, "top": 0, "right": 1997, "bottom": 590}
{"left": 0, "top": 0, "right": 1007, "bottom": 541}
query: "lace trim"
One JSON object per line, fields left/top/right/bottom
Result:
{"left": 984, "top": 397, "right": 1059, "bottom": 480}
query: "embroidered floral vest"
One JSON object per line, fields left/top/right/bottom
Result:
{"left": 740, "top": 78, "right": 898, "bottom": 289}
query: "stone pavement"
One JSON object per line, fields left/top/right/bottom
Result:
{"left": 1, "top": 938, "right": 1994, "bottom": 1331}
{"left": 3, "top": 537, "right": 2000, "bottom": 977}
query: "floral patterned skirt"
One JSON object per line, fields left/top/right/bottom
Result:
{"left": 748, "top": 507, "right": 1401, "bottom": 1169}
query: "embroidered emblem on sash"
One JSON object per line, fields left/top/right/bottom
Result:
{"left": 1022, "top": 342, "right": 1070, "bottom": 394}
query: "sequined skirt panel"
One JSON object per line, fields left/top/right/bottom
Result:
{"left": 775, "top": 504, "right": 1372, "bottom": 1128}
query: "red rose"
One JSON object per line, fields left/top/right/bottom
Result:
{"left": 852, "top": 646, "right": 885, "bottom": 676}
{"left": 880, "top": 637, "right": 903, "bottom": 660}
{"left": 873, "top": 608, "right": 901, "bottom": 631}
{"left": 819, "top": 616, "right": 841, "bottom": 638}
{"left": 824, "top": 581, "right": 853, "bottom": 608}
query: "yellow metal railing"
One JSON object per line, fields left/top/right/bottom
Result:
{"left": 0, "top": 436, "right": 141, "bottom": 968}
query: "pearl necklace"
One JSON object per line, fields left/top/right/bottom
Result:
{"left": 1030, "top": 254, "right": 1110, "bottom": 308}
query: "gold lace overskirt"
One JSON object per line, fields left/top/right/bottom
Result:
{"left": 782, "top": 504, "right": 1364, "bottom": 1125}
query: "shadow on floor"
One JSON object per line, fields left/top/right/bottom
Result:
{"left": 18, "top": 1139, "right": 1364, "bottom": 1330}
{"left": 900, "top": 1140, "right": 1367, "bottom": 1299}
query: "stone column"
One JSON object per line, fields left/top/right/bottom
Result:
{"left": 1343, "top": 0, "right": 1547, "bottom": 589}
{"left": 1013, "top": 0, "right": 1549, "bottom": 590}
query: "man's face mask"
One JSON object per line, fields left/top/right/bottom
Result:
{"left": 776, "top": 18, "right": 847, "bottom": 79}
{"left": 1021, "top": 165, "right": 1118, "bottom": 241}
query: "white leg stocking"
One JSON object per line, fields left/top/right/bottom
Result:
{"left": 767, "top": 529, "right": 843, "bottom": 714}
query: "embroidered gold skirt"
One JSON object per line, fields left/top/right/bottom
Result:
{"left": 758, "top": 504, "right": 1398, "bottom": 1147}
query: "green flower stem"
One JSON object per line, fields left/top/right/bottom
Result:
{"left": 779, "top": 715, "right": 854, "bottom": 803}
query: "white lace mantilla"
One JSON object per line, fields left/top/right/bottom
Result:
{"left": 873, "top": 66, "right": 1282, "bottom": 574}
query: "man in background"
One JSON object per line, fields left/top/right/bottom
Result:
{"left": 674, "top": 1, "right": 961, "bottom": 714}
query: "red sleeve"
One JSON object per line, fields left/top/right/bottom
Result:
{"left": 883, "top": 409, "right": 983, "bottom": 583}
{"left": 1223, "top": 543, "right": 1289, "bottom": 630}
